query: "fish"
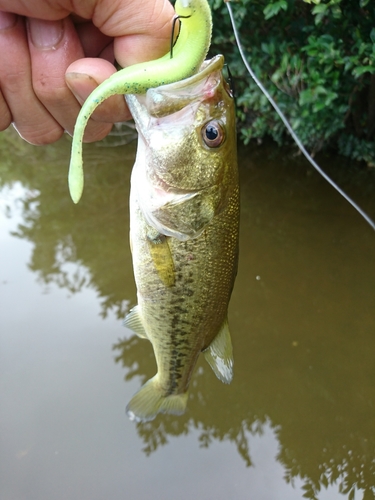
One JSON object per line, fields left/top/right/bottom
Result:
{"left": 124, "top": 54, "right": 239, "bottom": 422}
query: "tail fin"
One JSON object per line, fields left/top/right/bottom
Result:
{"left": 126, "top": 376, "right": 188, "bottom": 422}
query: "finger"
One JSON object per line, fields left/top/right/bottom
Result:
{"left": 73, "top": 21, "right": 113, "bottom": 59}
{"left": 0, "top": 15, "right": 12, "bottom": 130}
{"left": 65, "top": 58, "right": 131, "bottom": 125}
{"left": 92, "top": 0, "right": 175, "bottom": 67}
{"left": 0, "top": 1, "right": 71, "bottom": 19}
{"left": 0, "top": 12, "right": 63, "bottom": 144}
{"left": 0, "top": 89, "right": 12, "bottom": 131}
{"left": 27, "top": 16, "right": 113, "bottom": 141}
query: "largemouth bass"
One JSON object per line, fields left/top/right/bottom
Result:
{"left": 124, "top": 54, "right": 239, "bottom": 421}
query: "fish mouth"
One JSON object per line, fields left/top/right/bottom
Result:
{"left": 145, "top": 55, "right": 225, "bottom": 118}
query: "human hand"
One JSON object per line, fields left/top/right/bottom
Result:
{"left": 0, "top": 0, "right": 174, "bottom": 144}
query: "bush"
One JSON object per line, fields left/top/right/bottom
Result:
{"left": 207, "top": 0, "right": 375, "bottom": 165}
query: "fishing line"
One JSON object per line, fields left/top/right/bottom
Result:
{"left": 225, "top": 0, "right": 375, "bottom": 231}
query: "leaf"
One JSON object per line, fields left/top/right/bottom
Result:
{"left": 263, "top": 1, "right": 288, "bottom": 20}
{"left": 312, "top": 3, "right": 328, "bottom": 14}
{"left": 313, "top": 101, "right": 326, "bottom": 112}
{"left": 353, "top": 65, "right": 375, "bottom": 77}
{"left": 299, "top": 89, "right": 314, "bottom": 105}
{"left": 311, "top": 2, "right": 328, "bottom": 24}
{"left": 332, "top": 5, "right": 342, "bottom": 19}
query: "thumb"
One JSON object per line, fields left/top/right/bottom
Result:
{"left": 65, "top": 58, "right": 131, "bottom": 124}
{"left": 91, "top": 0, "right": 175, "bottom": 67}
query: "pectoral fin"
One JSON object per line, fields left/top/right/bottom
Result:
{"left": 124, "top": 306, "right": 148, "bottom": 340}
{"left": 147, "top": 230, "right": 175, "bottom": 287}
{"left": 204, "top": 318, "right": 233, "bottom": 384}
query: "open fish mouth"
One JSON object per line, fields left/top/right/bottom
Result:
{"left": 145, "top": 55, "right": 225, "bottom": 118}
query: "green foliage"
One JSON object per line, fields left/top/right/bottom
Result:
{"left": 263, "top": 0, "right": 288, "bottom": 20}
{"left": 207, "top": 0, "right": 375, "bottom": 164}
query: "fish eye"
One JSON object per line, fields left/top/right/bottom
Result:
{"left": 201, "top": 120, "right": 225, "bottom": 148}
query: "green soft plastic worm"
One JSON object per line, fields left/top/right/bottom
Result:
{"left": 68, "top": 0, "right": 212, "bottom": 203}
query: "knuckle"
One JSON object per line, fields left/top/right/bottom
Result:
{"left": 0, "top": 117, "right": 12, "bottom": 132}
{"left": 33, "top": 78, "right": 67, "bottom": 107}
{"left": 89, "top": 96, "right": 131, "bottom": 123}
{"left": 15, "top": 123, "right": 64, "bottom": 145}
{"left": 0, "top": 106, "right": 12, "bottom": 131}
{"left": 0, "top": 118, "right": 12, "bottom": 132}
{"left": 1, "top": 67, "right": 28, "bottom": 92}
{"left": 82, "top": 122, "right": 113, "bottom": 143}
{"left": 0, "top": 90, "right": 12, "bottom": 130}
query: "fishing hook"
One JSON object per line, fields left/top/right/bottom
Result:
{"left": 223, "top": 63, "right": 236, "bottom": 101}
{"left": 170, "top": 14, "right": 192, "bottom": 59}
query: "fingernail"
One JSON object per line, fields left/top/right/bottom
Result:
{"left": 66, "top": 72, "right": 98, "bottom": 105}
{"left": 28, "top": 18, "right": 64, "bottom": 49}
{"left": 0, "top": 11, "right": 17, "bottom": 31}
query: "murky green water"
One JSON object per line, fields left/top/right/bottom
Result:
{"left": 1, "top": 128, "right": 374, "bottom": 500}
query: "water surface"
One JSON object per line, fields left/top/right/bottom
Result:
{"left": 0, "top": 129, "right": 374, "bottom": 500}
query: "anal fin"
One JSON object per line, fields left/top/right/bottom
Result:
{"left": 124, "top": 305, "right": 148, "bottom": 339}
{"left": 204, "top": 317, "right": 233, "bottom": 384}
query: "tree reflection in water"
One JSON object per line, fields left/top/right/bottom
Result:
{"left": 1, "top": 129, "right": 374, "bottom": 500}
{"left": 0, "top": 128, "right": 134, "bottom": 319}
{"left": 113, "top": 332, "right": 375, "bottom": 500}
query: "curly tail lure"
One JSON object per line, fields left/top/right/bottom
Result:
{"left": 224, "top": 0, "right": 375, "bottom": 231}
{"left": 68, "top": 0, "right": 212, "bottom": 204}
